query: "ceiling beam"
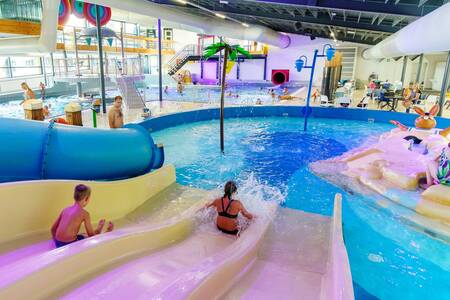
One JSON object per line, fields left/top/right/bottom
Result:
{"left": 169, "top": 3, "right": 401, "bottom": 33}
{"left": 391, "top": 16, "right": 406, "bottom": 26}
{"left": 418, "top": 0, "right": 430, "bottom": 7}
{"left": 232, "top": 0, "right": 439, "bottom": 17}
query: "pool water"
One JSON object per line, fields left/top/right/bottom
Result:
{"left": 0, "top": 82, "right": 301, "bottom": 119}
{"left": 144, "top": 82, "right": 303, "bottom": 105}
{"left": 152, "top": 116, "right": 450, "bottom": 300}
{"left": 0, "top": 95, "right": 92, "bottom": 119}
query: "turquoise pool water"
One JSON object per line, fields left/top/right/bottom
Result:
{"left": 152, "top": 116, "right": 450, "bottom": 300}
{"left": 144, "top": 82, "right": 303, "bottom": 105}
{"left": 0, "top": 82, "right": 301, "bottom": 119}
{"left": 0, "top": 95, "right": 92, "bottom": 119}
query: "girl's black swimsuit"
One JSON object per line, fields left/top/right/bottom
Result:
{"left": 217, "top": 197, "right": 239, "bottom": 235}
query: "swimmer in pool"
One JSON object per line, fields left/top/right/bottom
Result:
{"left": 205, "top": 181, "right": 254, "bottom": 236}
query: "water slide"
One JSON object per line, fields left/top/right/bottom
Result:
{"left": 0, "top": 118, "right": 164, "bottom": 183}
{"left": 0, "top": 166, "right": 352, "bottom": 300}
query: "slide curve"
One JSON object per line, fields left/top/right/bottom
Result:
{"left": 0, "top": 118, "right": 164, "bottom": 182}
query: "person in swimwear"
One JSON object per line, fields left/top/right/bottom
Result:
{"left": 51, "top": 184, "right": 113, "bottom": 248}
{"left": 205, "top": 181, "right": 254, "bottom": 235}
{"left": 423, "top": 143, "right": 450, "bottom": 188}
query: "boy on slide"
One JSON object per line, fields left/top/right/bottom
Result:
{"left": 51, "top": 184, "right": 113, "bottom": 248}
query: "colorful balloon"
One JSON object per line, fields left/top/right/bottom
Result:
{"left": 71, "top": 0, "right": 84, "bottom": 19}
{"left": 83, "top": 3, "right": 112, "bottom": 26}
{"left": 58, "top": 0, "right": 71, "bottom": 26}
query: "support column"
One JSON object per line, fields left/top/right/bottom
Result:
{"left": 400, "top": 56, "right": 408, "bottom": 87}
{"left": 236, "top": 59, "right": 240, "bottom": 80}
{"left": 416, "top": 54, "right": 424, "bottom": 84}
{"left": 217, "top": 37, "right": 222, "bottom": 84}
{"left": 73, "top": 27, "right": 81, "bottom": 77}
{"left": 120, "top": 22, "right": 125, "bottom": 75}
{"left": 40, "top": 57, "right": 48, "bottom": 86}
{"left": 95, "top": 4, "right": 107, "bottom": 114}
{"left": 76, "top": 82, "right": 83, "bottom": 97}
{"left": 263, "top": 56, "right": 268, "bottom": 81}
{"left": 157, "top": 18, "right": 163, "bottom": 104}
{"left": 50, "top": 53, "right": 55, "bottom": 77}
{"left": 200, "top": 34, "right": 204, "bottom": 79}
{"left": 438, "top": 50, "right": 450, "bottom": 117}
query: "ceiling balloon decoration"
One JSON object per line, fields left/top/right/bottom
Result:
{"left": 58, "top": 0, "right": 71, "bottom": 26}
{"left": 83, "top": 3, "right": 112, "bottom": 26}
{"left": 71, "top": 0, "right": 85, "bottom": 19}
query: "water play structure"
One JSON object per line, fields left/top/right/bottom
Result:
{"left": 0, "top": 118, "right": 164, "bottom": 182}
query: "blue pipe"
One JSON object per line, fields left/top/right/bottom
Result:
{"left": 304, "top": 49, "right": 319, "bottom": 131}
{"left": 0, "top": 118, "right": 164, "bottom": 183}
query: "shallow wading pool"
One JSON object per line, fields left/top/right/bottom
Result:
{"left": 151, "top": 115, "right": 450, "bottom": 300}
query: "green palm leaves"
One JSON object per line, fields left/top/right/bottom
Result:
{"left": 203, "top": 43, "right": 252, "bottom": 61}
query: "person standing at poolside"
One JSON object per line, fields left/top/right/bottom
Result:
{"left": 19, "top": 82, "right": 36, "bottom": 105}
{"left": 108, "top": 96, "right": 124, "bottom": 129}
{"left": 39, "top": 82, "right": 46, "bottom": 100}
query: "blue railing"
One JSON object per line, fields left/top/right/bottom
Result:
{"left": 0, "top": 0, "right": 42, "bottom": 22}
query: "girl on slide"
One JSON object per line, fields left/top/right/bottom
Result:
{"left": 205, "top": 181, "right": 254, "bottom": 236}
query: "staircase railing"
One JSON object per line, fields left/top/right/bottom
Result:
{"left": 0, "top": 0, "right": 42, "bottom": 22}
{"left": 167, "top": 44, "right": 197, "bottom": 76}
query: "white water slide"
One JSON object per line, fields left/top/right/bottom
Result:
{"left": 0, "top": 164, "right": 352, "bottom": 300}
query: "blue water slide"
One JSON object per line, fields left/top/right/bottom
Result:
{"left": 0, "top": 118, "right": 164, "bottom": 182}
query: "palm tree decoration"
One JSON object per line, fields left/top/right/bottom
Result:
{"left": 203, "top": 42, "right": 251, "bottom": 153}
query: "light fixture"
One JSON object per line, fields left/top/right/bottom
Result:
{"left": 347, "top": 30, "right": 355, "bottom": 34}
{"left": 295, "top": 55, "right": 308, "bottom": 72}
{"left": 214, "top": 13, "right": 226, "bottom": 19}
{"left": 219, "top": 0, "right": 229, "bottom": 3}
{"left": 175, "top": 0, "right": 248, "bottom": 26}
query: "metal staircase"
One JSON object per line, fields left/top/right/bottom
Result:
{"left": 167, "top": 44, "right": 197, "bottom": 76}
{"left": 115, "top": 75, "right": 146, "bottom": 110}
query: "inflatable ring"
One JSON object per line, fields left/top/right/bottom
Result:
{"left": 58, "top": 0, "right": 71, "bottom": 26}
{"left": 83, "top": 3, "right": 112, "bottom": 26}
{"left": 71, "top": 0, "right": 84, "bottom": 18}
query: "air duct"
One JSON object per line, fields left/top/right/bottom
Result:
{"left": 363, "top": 3, "right": 450, "bottom": 59}
{"left": 81, "top": 0, "right": 290, "bottom": 48}
{"left": 0, "top": 0, "right": 58, "bottom": 55}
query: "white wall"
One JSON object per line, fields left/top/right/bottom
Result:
{"left": 266, "top": 35, "right": 331, "bottom": 85}
{"left": 354, "top": 48, "right": 448, "bottom": 90}
{"left": 176, "top": 33, "right": 337, "bottom": 85}
{"left": 0, "top": 75, "right": 50, "bottom": 95}
{"left": 171, "top": 28, "right": 198, "bottom": 52}
{"left": 239, "top": 59, "right": 264, "bottom": 81}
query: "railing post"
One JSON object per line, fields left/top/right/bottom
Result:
{"left": 95, "top": 4, "right": 107, "bottom": 114}
{"left": 438, "top": 50, "right": 450, "bottom": 117}
{"left": 158, "top": 18, "right": 163, "bottom": 104}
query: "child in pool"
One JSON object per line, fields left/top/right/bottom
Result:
{"left": 424, "top": 143, "right": 450, "bottom": 188}
{"left": 51, "top": 184, "right": 113, "bottom": 248}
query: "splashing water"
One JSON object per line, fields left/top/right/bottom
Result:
{"left": 195, "top": 173, "right": 286, "bottom": 234}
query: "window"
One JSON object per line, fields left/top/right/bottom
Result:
{"left": 0, "top": 56, "right": 43, "bottom": 78}
{"left": 10, "top": 57, "right": 42, "bottom": 77}
{"left": 163, "top": 28, "right": 173, "bottom": 40}
{"left": 0, "top": 57, "right": 10, "bottom": 79}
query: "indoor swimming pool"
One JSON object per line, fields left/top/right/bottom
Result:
{"left": 151, "top": 116, "right": 450, "bottom": 300}
{"left": 0, "top": 82, "right": 302, "bottom": 119}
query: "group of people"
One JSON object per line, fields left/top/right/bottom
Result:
{"left": 368, "top": 80, "right": 423, "bottom": 113}
{"left": 52, "top": 180, "right": 254, "bottom": 248}
{"left": 20, "top": 82, "right": 50, "bottom": 117}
